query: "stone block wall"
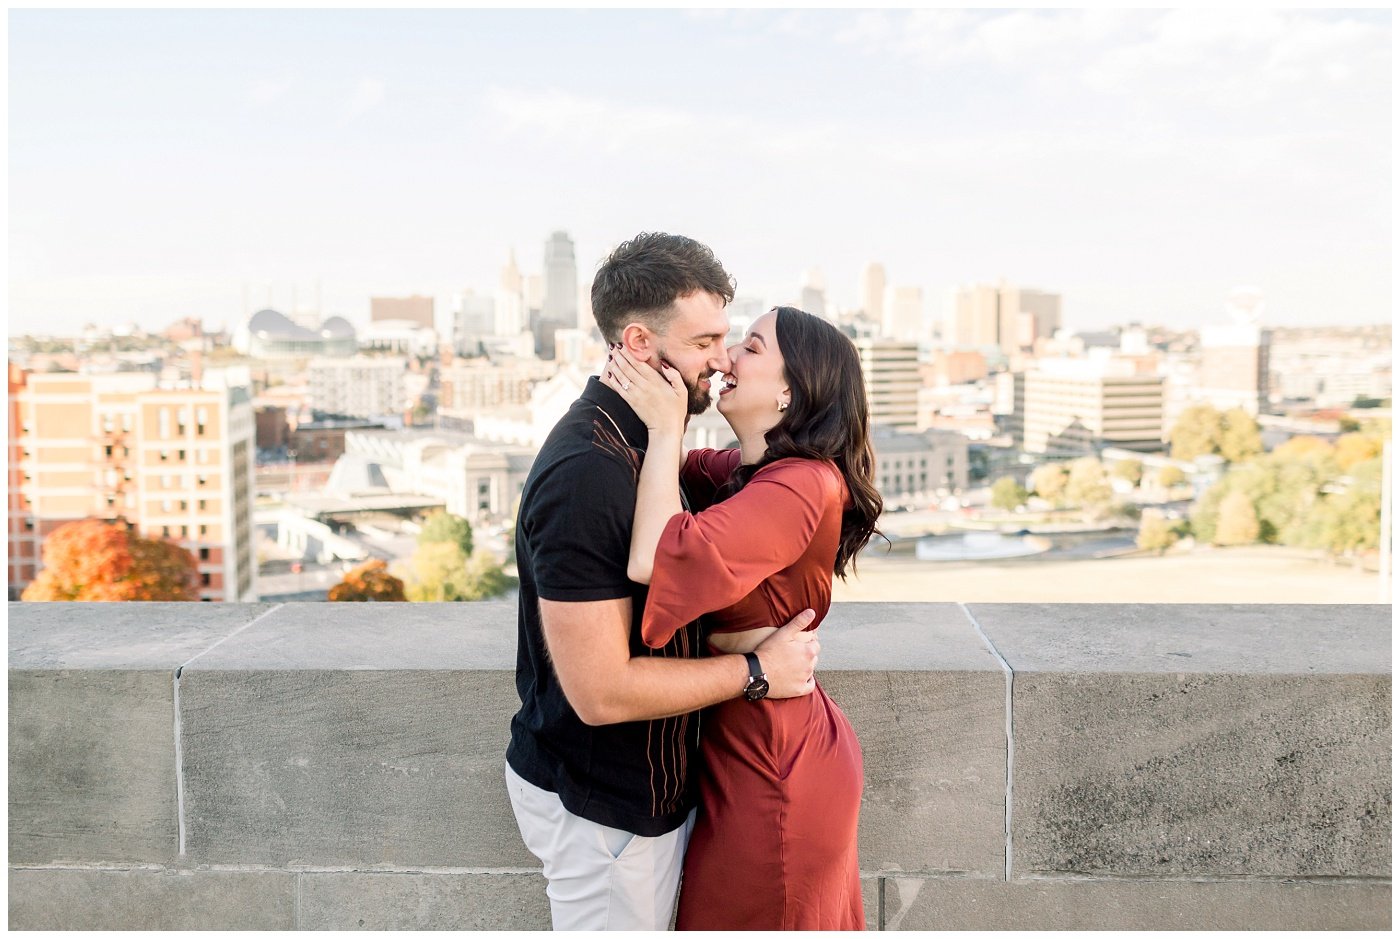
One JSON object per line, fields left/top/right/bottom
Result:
{"left": 9, "top": 601, "right": 1391, "bottom": 929}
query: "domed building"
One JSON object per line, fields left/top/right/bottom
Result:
{"left": 232, "top": 309, "right": 358, "bottom": 359}
{"left": 318, "top": 316, "right": 358, "bottom": 357}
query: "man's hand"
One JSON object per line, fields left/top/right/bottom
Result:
{"left": 754, "top": 609, "right": 820, "bottom": 699}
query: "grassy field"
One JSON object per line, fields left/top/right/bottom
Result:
{"left": 832, "top": 544, "right": 1388, "bottom": 604}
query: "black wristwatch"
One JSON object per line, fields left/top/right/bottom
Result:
{"left": 742, "top": 652, "right": 770, "bottom": 702}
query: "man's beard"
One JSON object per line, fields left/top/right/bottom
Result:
{"left": 684, "top": 377, "right": 711, "bottom": 416}
{"left": 657, "top": 345, "right": 713, "bottom": 415}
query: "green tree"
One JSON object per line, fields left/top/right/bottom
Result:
{"left": 1298, "top": 457, "right": 1383, "bottom": 558}
{"left": 1112, "top": 458, "right": 1143, "bottom": 486}
{"left": 1136, "top": 509, "right": 1179, "bottom": 555}
{"left": 1218, "top": 408, "right": 1263, "bottom": 463}
{"left": 418, "top": 511, "right": 473, "bottom": 557}
{"left": 1029, "top": 463, "right": 1069, "bottom": 506}
{"left": 399, "top": 543, "right": 513, "bottom": 602}
{"left": 1214, "top": 490, "right": 1260, "bottom": 546}
{"left": 1155, "top": 464, "right": 1187, "bottom": 489}
{"left": 1169, "top": 404, "right": 1223, "bottom": 461}
{"left": 458, "top": 547, "right": 514, "bottom": 601}
{"left": 1064, "top": 457, "right": 1113, "bottom": 509}
{"left": 1189, "top": 482, "right": 1226, "bottom": 543}
{"left": 990, "top": 476, "right": 1029, "bottom": 511}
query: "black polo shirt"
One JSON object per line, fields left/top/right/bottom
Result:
{"left": 506, "top": 377, "right": 702, "bottom": 836}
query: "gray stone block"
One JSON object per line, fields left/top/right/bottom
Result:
{"left": 298, "top": 871, "right": 550, "bottom": 930}
{"left": 180, "top": 603, "right": 530, "bottom": 868}
{"left": 861, "top": 875, "right": 879, "bottom": 930}
{"left": 8, "top": 867, "right": 297, "bottom": 929}
{"left": 1011, "top": 672, "right": 1390, "bottom": 878}
{"left": 8, "top": 602, "right": 278, "bottom": 865}
{"left": 8, "top": 601, "right": 280, "bottom": 670}
{"left": 966, "top": 602, "right": 1391, "bottom": 675}
{"left": 880, "top": 876, "right": 1390, "bottom": 930}
{"left": 821, "top": 603, "right": 1008, "bottom": 876}
{"left": 968, "top": 604, "right": 1392, "bottom": 879}
{"left": 10, "top": 671, "right": 179, "bottom": 864}
{"left": 180, "top": 669, "right": 530, "bottom": 867}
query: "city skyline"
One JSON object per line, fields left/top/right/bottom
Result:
{"left": 9, "top": 8, "right": 1392, "bottom": 337}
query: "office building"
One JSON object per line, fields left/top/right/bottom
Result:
{"left": 882, "top": 285, "right": 924, "bottom": 341}
{"left": 370, "top": 295, "right": 435, "bottom": 330}
{"left": 543, "top": 231, "right": 578, "bottom": 326}
{"left": 1022, "top": 357, "right": 1165, "bottom": 456}
{"left": 855, "top": 338, "right": 921, "bottom": 432}
{"left": 453, "top": 289, "right": 496, "bottom": 355}
{"left": 308, "top": 356, "right": 409, "bottom": 421}
{"left": 358, "top": 320, "right": 439, "bottom": 358}
{"left": 438, "top": 357, "right": 558, "bottom": 422}
{"left": 799, "top": 269, "right": 826, "bottom": 319}
{"left": 8, "top": 364, "right": 37, "bottom": 595}
{"left": 496, "top": 251, "right": 527, "bottom": 338}
{"left": 947, "top": 282, "right": 1061, "bottom": 355}
{"left": 343, "top": 428, "right": 536, "bottom": 526}
{"left": 860, "top": 262, "right": 886, "bottom": 324}
{"left": 872, "top": 426, "right": 970, "bottom": 502}
{"left": 9, "top": 369, "right": 256, "bottom": 601}
{"left": 1195, "top": 287, "right": 1272, "bottom": 416}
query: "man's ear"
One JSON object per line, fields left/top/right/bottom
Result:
{"left": 620, "top": 323, "right": 658, "bottom": 363}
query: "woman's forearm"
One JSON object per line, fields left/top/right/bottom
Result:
{"left": 627, "top": 431, "right": 685, "bottom": 584}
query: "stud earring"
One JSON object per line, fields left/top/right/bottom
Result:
{"left": 777, "top": 399, "right": 789, "bottom": 412}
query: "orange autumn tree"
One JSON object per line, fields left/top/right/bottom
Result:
{"left": 327, "top": 558, "right": 407, "bottom": 602}
{"left": 21, "top": 518, "right": 200, "bottom": 601}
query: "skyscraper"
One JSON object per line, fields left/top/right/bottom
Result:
{"left": 799, "top": 268, "right": 827, "bottom": 319}
{"left": 947, "top": 281, "right": 1061, "bottom": 355}
{"left": 495, "top": 250, "right": 526, "bottom": 338}
{"left": 539, "top": 232, "right": 578, "bottom": 359}
{"left": 882, "top": 285, "right": 924, "bottom": 341}
{"left": 543, "top": 231, "right": 577, "bottom": 325}
{"left": 860, "top": 262, "right": 886, "bottom": 324}
{"left": 452, "top": 289, "right": 495, "bottom": 355}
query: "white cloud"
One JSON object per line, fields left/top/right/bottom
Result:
{"left": 829, "top": 9, "right": 1387, "bottom": 120}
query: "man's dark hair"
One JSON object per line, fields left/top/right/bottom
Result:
{"left": 591, "top": 233, "right": 736, "bottom": 342}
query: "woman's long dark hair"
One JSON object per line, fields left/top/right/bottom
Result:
{"left": 717, "top": 306, "right": 883, "bottom": 579}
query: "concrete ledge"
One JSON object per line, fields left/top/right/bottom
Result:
{"left": 880, "top": 876, "right": 1391, "bottom": 930}
{"left": 822, "top": 603, "right": 1007, "bottom": 875}
{"left": 969, "top": 604, "right": 1392, "bottom": 880}
{"left": 8, "top": 868, "right": 297, "bottom": 930}
{"left": 8, "top": 601, "right": 1391, "bottom": 930}
{"left": 8, "top": 603, "right": 278, "bottom": 865}
{"left": 298, "top": 871, "right": 550, "bottom": 930}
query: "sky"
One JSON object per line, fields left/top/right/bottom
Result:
{"left": 7, "top": 8, "right": 1393, "bottom": 338}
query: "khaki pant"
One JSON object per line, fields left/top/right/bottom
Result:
{"left": 505, "top": 763, "right": 696, "bottom": 930}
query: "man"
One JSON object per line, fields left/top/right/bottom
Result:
{"left": 505, "top": 233, "right": 821, "bottom": 930}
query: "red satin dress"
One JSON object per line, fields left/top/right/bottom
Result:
{"left": 643, "top": 448, "right": 865, "bottom": 931}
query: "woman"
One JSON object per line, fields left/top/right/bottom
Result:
{"left": 601, "top": 305, "right": 882, "bottom": 930}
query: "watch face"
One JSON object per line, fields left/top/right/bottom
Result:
{"left": 744, "top": 678, "right": 770, "bottom": 702}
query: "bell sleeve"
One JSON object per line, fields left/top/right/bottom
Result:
{"left": 641, "top": 458, "right": 840, "bottom": 648}
{"left": 679, "top": 447, "right": 742, "bottom": 507}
